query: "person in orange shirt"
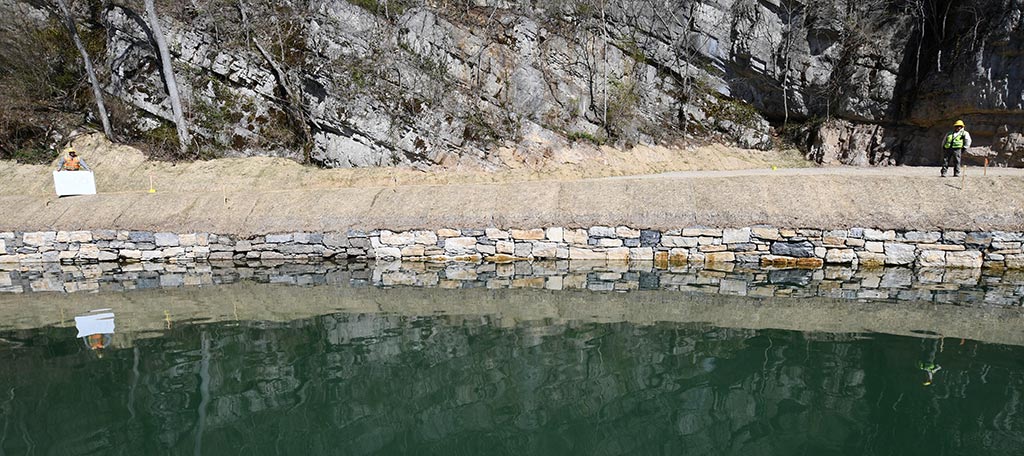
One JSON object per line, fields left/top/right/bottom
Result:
{"left": 57, "top": 147, "right": 91, "bottom": 171}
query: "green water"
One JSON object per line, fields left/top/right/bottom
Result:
{"left": 2, "top": 312, "right": 1023, "bottom": 455}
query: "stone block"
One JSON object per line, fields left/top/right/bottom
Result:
{"left": 234, "top": 241, "right": 253, "bottom": 252}
{"left": 436, "top": 228, "right": 460, "bottom": 237}
{"left": 154, "top": 232, "right": 180, "bottom": 247}
{"left": 68, "top": 231, "right": 92, "bottom": 243}
{"left": 943, "top": 231, "right": 967, "bottom": 243}
{"left": 993, "top": 232, "right": 1024, "bottom": 242}
{"left": 514, "top": 242, "right": 533, "bottom": 258}
{"left": 916, "top": 243, "right": 966, "bottom": 251}
{"left": 98, "top": 251, "right": 118, "bottom": 262}
{"left": 161, "top": 247, "right": 185, "bottom": 258}
{"left": 822, "top": 236, "right": 846, "bottom": 247}
{"left": 629, "top": 247, "right": 654, "bottom": 260}
{"left": 570, "top": 248, "right": 606, "bottom": 260}
{"left": 697, "top": 236, "right": 720, "bottom": 245}
{"left": 545, "top": 227, "right": 564, "bottom": 242}
{"left": 477, "top": 244, "right": 496, "bottom": 255}
{"left": 0, "top": 239, "right": 5, "bottom": 254}
{"left": 0, "top": 255, "right": 18, "bottom": 263}
{"left": 946, "top": 251, "right": 983, "bottom": 268}
{"left": 597, "top": 238, "right": 623, "bottom": 247}
{"left": 380, "top": 230, "right": 415, "bottom": 245}
{"left": 662, "top": 236, "right": 698, "bottom": 248}
{"left": 401, "top": 245, "right": 426, "bottom": 257}
{"left": 261, "top": 251, "right": 287, "bottom": 261}
{"left": 965, "top": 232, "right": 993, "bottom": 247}
{"left": 615, "top": 226, "right": 641, "bottom": 238}
{"left": 903, "top": 231, "right": 941, "bottom": 243}
{"left": 23, "top": 231, "right": 56, "bottom": 247}
{"left": 884, "top": 243, "right": 916, "bottom": 265}
{"left": 178, "top": 233, "right": 198, "bottom": 246}
{"left": 751, "top": 227, "right": 780, "bottom": 241}
{"left": 699, "top": 244, "right": 727, "bottom": 253}
{"left": 767, "top": 256, "right": 824, "bottom": 268}
{"left": 863, "top": 229, "right": 896, "bottom": 241}
{"left": 640, "top": 230, "right": 661, "bottom": 246}
{"left": 511, "top": 229, "right": 546, "bottom": 240}
{"left": 444, "top": 237, "right": 477, "bottom": 255}
{"left": 277, "top": 244, "right": 320, "bottom": 255}
{"left": 865, "top": 241, "right": 884, "bottom": 253}
{"left": 533, "top": 242, "right": 558, "bottom": 258}
{"left": 705, "top": 252, "right": 736, "bottom": 263}
{"left": 779, "top": 229, "right": 798, "bottom": 238}
{"left": 120, "top": 249, "right": 142, "bottom": 260}
{"left": 991, "top": 241, "right": 1022, "bottom": 250}
{"left": 722, "top": 228, "right": 751, "bottom": 244}
{"left": 493, "top": 240, "right": 514, "bottom": 255}
{"left": 824, "top": 229, "right": 849, "bottom": 238}
{"left": 564, "top": 229, "right": 589, "bottom": 245}
{"left": 857, "top": 252, "right": 886, "bottom": 267}
{"left": 917, "top": 250, "right": 947, "bottom": 268}
{"left": 129, "top": 231, "right": 155, "bottom": 243}
{"left": 294, "top": 232, "right": 324, "bottom": 244}
{"left": 607, "top": 247, "right": 630, "bottom": 261}
{"left": 485, "top": 228, "right": 509, "bottom": 240}
{"left": 682, "top": 227, "right": 721, "bottom": 237}
{"left": 410, "top": 231, "right": 435, "bottom": 245}
{"left": 59, "top": 250, "right": 77, "bottom": 260}
{"left": 825, "top": 249, "right": 857, "bottom": 264}
{"left": 588, "top": 226, "right": 616, "bottom": 238}
{"left": 93, "top": 230, "right": 117, "bottom": 241}
{"left": 141, "top": 250, "right": 162, "bottom": 261}
{"left": 1005, "top": 254, "right": 1024, "bottom": 269}
{"left": 771, "top": 241, "right": 815, "bottom": 258}
{"left": 324, "top": 233, "right": 349, "bottom": 248}
{"left": 265, "top": 233, "right": 293, "bottom": 243}
{"left": 77, "top": 244, "right": 100, "bottom": 260}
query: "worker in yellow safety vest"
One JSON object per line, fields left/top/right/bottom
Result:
{"left": 57, "top": 147, "right": 90, "bottom": 172}
{"left": 941, "top": 120, "right": 972, "bottom": 177}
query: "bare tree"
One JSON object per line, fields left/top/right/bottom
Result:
{"left": 54, "top": 0, "right": 114, "bottom": 140}
{"left": 143, "top": 0, "right": 190, "bottom": 155}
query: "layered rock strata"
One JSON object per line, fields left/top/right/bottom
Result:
{"left": 2, "top": 226, "right": 1021, "bottom": 269}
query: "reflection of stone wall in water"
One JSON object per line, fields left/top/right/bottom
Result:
{"left": 2, "top": 315, "right": 1024, "bottom": 454}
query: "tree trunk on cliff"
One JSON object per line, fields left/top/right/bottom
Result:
{"left": 237, "top": 0, "right": 313, "bottom": 163}
{"left": 143, "top": 0, "right": 190, "bottom": 156}
{"left": 55, "top": 0, "right": 113, "bottom": 140}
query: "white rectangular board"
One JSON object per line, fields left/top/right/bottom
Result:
{"left": 53, "top": 171, "right": 97, "bottom": 196}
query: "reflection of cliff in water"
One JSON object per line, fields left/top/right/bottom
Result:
{"left": 2, "top": 315, "right": 1023, "bottom": 455}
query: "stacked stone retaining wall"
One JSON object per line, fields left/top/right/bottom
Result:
{"left": 2, "top": 225, "right": 1024, "bottom": 268}
{"left": 1, "top": 226, "right": 1023, "bottom": 269}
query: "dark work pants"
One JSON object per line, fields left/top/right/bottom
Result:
{"left": 941, "top": 148, "right": 962, "bottom": 176}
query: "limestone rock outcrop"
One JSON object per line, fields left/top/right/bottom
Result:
{"left": 6, "top": 0, "right": 1024, "bottom": 167}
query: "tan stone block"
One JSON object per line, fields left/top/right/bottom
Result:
{"left": 917, "top": 250, "right": 946, "bottom": 267}
{"left": 682, "top": 227, "right": 722, "bottom": 237}
{"left": 751, "top": 227, "right": 781, "bottom": 240}
{"left": 857, "top": 252, "right": 886, "bottom": 267}
{"left": 380, "top": 230, "right": 416, "bottom": 245}
{"left": 615, "top": 226, "right": 641, "bottom": 238}
{"left": 414, "top": 231, "right": 438, "bottom": 245}
{"left": 511, "top": 229, "right": 546, "bottom": 240}
{"left": 668, "top": 249, "right": 688, "bottom": 266}
{"left": 822, "top": 236, "right": 846, "bottom": 247}
{"left": 825, "top": 248, "right": 857, "bottom": 264}
{"left": 916, "top": 243, "right": 966, "bottom": 251}
{"left": 437, "top": 228, "right": 461, "bottom": 237}
{"left": 946, "top": 251, "right": 983, "bottom": 268}
{"left": 607, "top": 247, "right": 630, "bottom": 261}
{"left": 654, "top": 251, "right": 670, "bottom": 268}
{"left": 496, "top": 240, "right": 514, "bottom": 254}
{"left": 401, "top": 245, "right": 426, "bottom": 257}
{"left": 545, "top": 227, "right": 564, "bottom": 242}
{"left": 563, "top": 229, "right": 589, "bottom": 245}
{"left": 865, "top": 241, "right": 884, "bottom": 253}
{"left": 597, "top": 238, "right": 623, "bottom": 247}
{"left": 485, "top": 228, "right": 509, "bottom": 240}
{"left": 699, "top": 244, "right": 727, "bottom": 252}
{"left": 705, "top": 252, "right": 736, "bottom": 263}
{"left": 570, "top": 248, "right": 606, "bottom": 260}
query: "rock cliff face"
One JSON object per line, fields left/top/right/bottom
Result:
{"left": 7, "top": 0, "right": 1024, "bottom": 167}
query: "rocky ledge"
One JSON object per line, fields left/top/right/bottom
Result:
{"left": 2, "top": 225, "right": 1022, "bottom": 270}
